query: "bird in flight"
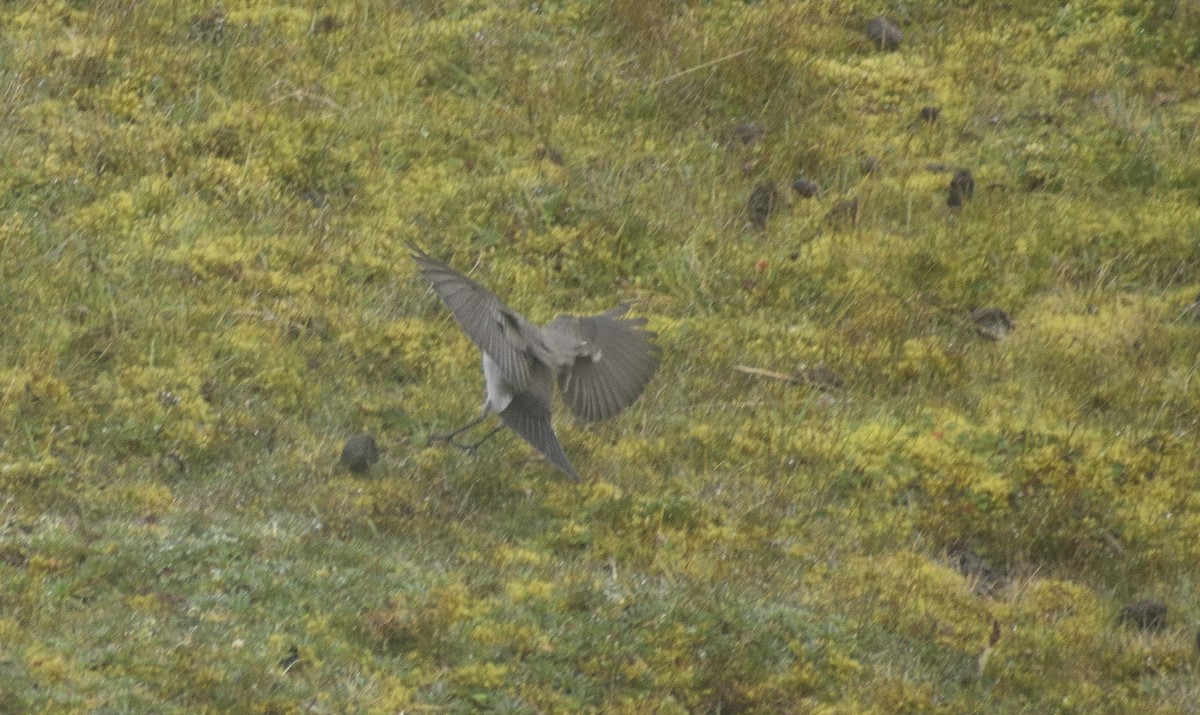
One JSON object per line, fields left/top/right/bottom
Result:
{"left": 410, "top": 245, "right": 661, "bottom": 481}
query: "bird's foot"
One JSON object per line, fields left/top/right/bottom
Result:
{"left": 427, "top": 432, "right": 480, "bottom": 455}
{"left": 426, "top": 415, "right": 489, "bottom": 448}
{"left": 426, "top": 419, "right": 498, "bottom": 456}
{"left": 461, "top": 426, "right": 502, "bottom": 454}
{"left": 427, "top": 431, "right": 453, "bottom": 447}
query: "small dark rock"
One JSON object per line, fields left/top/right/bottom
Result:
{"left": 948, "top": 547, "right": 991, "bottom": 580}
{"left": 722, "top": 122, "right": 766, "bottom": 146}
{"left": 947, "top": 544, "right": 1004, "bottom": 595}
{"left": 312, "top": 13, "right": 341, "bottom": 33}
{"left": 825, "top": 197, "right": 860, "bottom": 229}
{"left": 71, "top": 54, "right": 110, "bottom": 88}
{"left": 1022, "top": 169, "right": 1048, "bottom": 192}
{"left": 919, "top": 106, "right": 941, "bottom": 123}
{"left": 341, "top": 434, "right": 380, "bottom": 474}
{"left": 0, "top": 546, "right": 29, "bottom": 568}
{"left": 301, "top": 189, "right": 328, "bottom": 210}
{"left": 799, "top": 365, "right": 845, "bottom": 391}
{"left": 748, "top": 181, "right": 779, "bottom": 230}
{"left": 948, "top": 169, "right": 975, "bottom": 208}
{"left": 791, "top": 178, "right": 820, "bottom": 198}
{"left": 1119, "top": 599, "right": 1167, "bottom": 632}
{"left": 866, "top": 16, "right": 903, "bottom": 51}
{"left": 189, "top": 5, "right": 227, "bottom": 43}
{"left": 279, "top": 645, "right": 301, "bottom": 671}
{"left": 971, "top": 307, "right": 1013, "bottom": 341}
{"left": 286, "top": 315, "right": 333, "bottom": 340}
{"left": 535, "top": 145, "right": 565, "bottom": 165}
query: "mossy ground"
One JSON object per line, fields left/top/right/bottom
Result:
{"left": 2, "top": 1, "right": 1199, "bottom": 711}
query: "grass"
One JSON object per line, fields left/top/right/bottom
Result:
{"left": 2, "top": 0, "right": 1199, "bottom": 711}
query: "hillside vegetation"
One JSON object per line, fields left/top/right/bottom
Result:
{"left": 2, "top": 1, "right": 1199, "bottom": 711}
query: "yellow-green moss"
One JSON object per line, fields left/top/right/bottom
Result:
{"left": 1, "top": 0, "right": 1197, "bottom": 710}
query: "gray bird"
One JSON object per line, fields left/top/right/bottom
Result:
{"left": 410, "top": 245, "right": 661, "bottom": 481}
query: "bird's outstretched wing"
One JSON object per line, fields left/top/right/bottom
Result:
{"left": 409, "top": 244, "right": 539, "bottom": 388}
{"left": 546, "top": 305, "right": 661, "bottom": 423}
{"left": 497, "top": 388, "right": 580, "bottom": 481}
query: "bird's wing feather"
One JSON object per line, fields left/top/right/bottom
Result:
{"left": 410, "top": 245, "right": 537, "bottom": 388}
{"left": 497, "top": 387, "right": 580, "bottom": 481}
{"left": 547, "top": 305, "right": 661, "bottom": 423}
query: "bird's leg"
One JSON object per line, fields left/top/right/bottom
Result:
{"left": 428, "top": 413, "right": 488, "bottom": 446}
{"left": 429, "top": 403, "right": 496, "bottom": 450}
{"left": 461, "top": 425, "right": 503, "bottom": 454}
